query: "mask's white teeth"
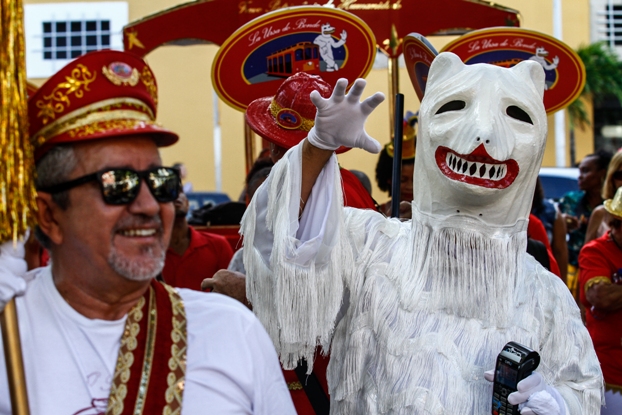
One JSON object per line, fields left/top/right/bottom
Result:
{"left": 445, "top": 152, "right": 507, "bottom": 181}
{"left": 120, "top": 229, "right": 157, "bottom": 237}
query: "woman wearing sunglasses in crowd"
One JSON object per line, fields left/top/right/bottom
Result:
{"left": 585, "top": 149, "right": 622, "bottom": 244}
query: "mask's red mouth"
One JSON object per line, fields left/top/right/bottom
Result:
{"left": 435, "top": 144, "right": 519, "bottom": 189}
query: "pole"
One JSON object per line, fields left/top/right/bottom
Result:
{"left": 391, "top": 93, "right": 404, "bottom": 218}
{"left": 387, "top": 56, "right": 400, "bottom": 138}
{"left": 212, "top": 91, "right": 222, "bottom": 192}
{"left": 553, "top": 0, "right": 566, "bottom": 167}
{"left": 0, "top": 299, "right": 30, "bottom": 414}
{"left": 0, "top": 0, "right": 34, "bottom": 412}
{"left": 244, "top": 120, "right": 256, "bottom": 174}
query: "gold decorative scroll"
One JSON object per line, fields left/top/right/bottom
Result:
{"left": 332, "top": 0, "right": 402, "bottom": 10}
{"left": 240, "top": 0, "right": 403, "bottom": 13}
{"left": 106, "top": 294, "right": 147, "bottom": 415}
{"left": 67, "top": 119, "right": 157, "bottom": 139}
{"left": 163, "top": 284, "right": 186, "bottom": 414}
{"left": 35, "top": 64, "right": 97, "bottom": 125}
{"left": 141, "top": 67, "right": 157, "bottom": 107}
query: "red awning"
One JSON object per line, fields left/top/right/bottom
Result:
{"left": 123, "top": 0, "right": 519, "bottom": 58}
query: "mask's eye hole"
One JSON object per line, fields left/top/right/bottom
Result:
{"left": 435, "top": 100, "right": 466, "bottom": 114}
{"left": 506, "top": 105, "right": 533, "bottom": 124}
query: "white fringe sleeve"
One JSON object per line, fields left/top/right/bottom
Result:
{"left": 240, "top": 142, "right": 352, "bottom": 371}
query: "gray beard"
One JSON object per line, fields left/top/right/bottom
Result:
{"left": 107, "top": 244, "right": 165, "bottom": 282}
{"left": 109, "top": 214, "right": 166, "bottom": 282}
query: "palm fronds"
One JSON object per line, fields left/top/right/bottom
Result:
{"left": 577, "top": 42, "right": 622, "bottom": 102}
{"left": 569, "top": 42, "right": 622, "bottom": 131}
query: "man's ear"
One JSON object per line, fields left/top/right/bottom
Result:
{"left": 36, "top": 192, "right": 63, "bottom": 245}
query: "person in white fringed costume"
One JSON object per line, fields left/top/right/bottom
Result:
{"left": 241, "top": 52, "right": 604, "bottom": 414}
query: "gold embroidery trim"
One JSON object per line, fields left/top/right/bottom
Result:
{"left": 163, "top": 284, "right": 187, "bottom": 415}
{"left": 141, "top": 67, "right": 158, "bottom": 108}
{"left": 606, "top": 382, "right": 622, "bottom": 394}
{"left": 106, "top": 292, "right": 149, "bottom": 415}
{"left": 66, "top": 119, "right": 159, "bottom": 139}
{"left": 33, "top": 98, "right": 154, "bottom": 146}
{"left": 103, "top": 65, "right": 140, "bottom": 87}
{"left": 36, "top": 64, "right": 97, "bottom": 125}
{"left": 269, "top": 100, "right": 314, "bottom": 132}
{"left": 584, "top": 276, "right": 611, "bottom": 295}
{"left": 287, "top": 381, "right": 303, "bottom": 391}
{"left": 133, "top": 287, "right": 157, "bottom": 415}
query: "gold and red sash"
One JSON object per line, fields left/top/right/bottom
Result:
{"left": 106, "top": 280, "right": 187, "bottom": 415}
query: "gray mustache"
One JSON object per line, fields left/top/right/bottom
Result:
{"left": 113, "top": 214, "right": 163, "bottom": 233}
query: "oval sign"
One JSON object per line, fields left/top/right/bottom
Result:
{"left": 441, "top": 27, "right": 585, "bottom": 114}
{"left": 403, "top": 33, "right": 438, "bottom": 102}
{"left": 212, "top": 6, "right": 376, "bottom": 111}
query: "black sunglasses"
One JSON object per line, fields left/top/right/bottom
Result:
{"left": 613, "top": 171, "right": 622, "bottom": 181}
{"left": 37, "top": 167, "right": 181, "bottom": 205}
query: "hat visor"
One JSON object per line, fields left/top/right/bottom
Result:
{"left": 35, "top": 122, "right": 178, "bottom": 162}
{"left": 604, "top": 199, "right": 622, "bottom": 220}
{"left": 245, "top": 97, "right": 350, "bottom": 154}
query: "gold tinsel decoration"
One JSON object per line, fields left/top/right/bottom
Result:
{"left": 0, "top": 0, "right": 36, "bottom": 243}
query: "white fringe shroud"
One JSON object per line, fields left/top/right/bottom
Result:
{"left": 241, "top": 145, "right": 603, "bottom": 415}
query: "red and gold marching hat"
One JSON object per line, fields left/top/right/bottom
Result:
{"left": 29, "top": 50, "right": 178, "bottom": 161}
{"left": 245, "top": 72, "right": 332, "bottom": 150}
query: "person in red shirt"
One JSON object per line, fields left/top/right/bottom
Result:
{"left": 528, "top": 213, "right": 562, "bottom": 279}
{"left": 579, "top": 187, "right": 622, "bottom": 414}
{"left": 162, "top": 191, "right": 233, "bottom": 290}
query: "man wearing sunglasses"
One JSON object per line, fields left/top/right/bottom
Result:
{"left": 0, "top": 50, "right": 294, "bottom": 414}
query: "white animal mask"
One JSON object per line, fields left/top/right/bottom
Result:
{"left": 414, "top": 52, "right": 547, "bottom": 227}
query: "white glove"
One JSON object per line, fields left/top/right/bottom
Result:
{"left": 306, "top": 78, "right": 385, "bottom": 153}
{"left": 0, "top": 240, "right": 28, "bottom": 310}
{"left": 485, "top": 370, "right": 567, "bottom": 415}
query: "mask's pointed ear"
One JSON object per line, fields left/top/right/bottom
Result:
{"left": 511, "top": 60, "right": 546, "bottom": 100}
{"left": 427, "top": 52, "right": 465, "bottom": 90}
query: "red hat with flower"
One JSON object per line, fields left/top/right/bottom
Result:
{"left": 29, "top": 50, "right": 178, "bottom": 161}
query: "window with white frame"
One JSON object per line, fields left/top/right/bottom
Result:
{"left": 42, "top": 20, "right": 112, "bottom": 60}
{"left": 25, "top": 2, "right": 128, "bottom": 78}
{"left": 591, "top": 0, "right": 622, "bottom": 53}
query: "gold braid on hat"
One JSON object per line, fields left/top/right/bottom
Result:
{"left": 269, "top": 99, "right": 315, "bottom": 132}
{"left": 32, "top": 98, "right": 155, "bottom": 147}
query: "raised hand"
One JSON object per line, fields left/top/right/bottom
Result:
{"left": 306, "top": 78, "right": 385, "bottom": 153}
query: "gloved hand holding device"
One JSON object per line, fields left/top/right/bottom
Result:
{"left": 485, "top": 370, "right": 568, "bottom": 415}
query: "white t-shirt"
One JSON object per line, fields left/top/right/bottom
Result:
{"left": 0, "top": 267, "right": 295, "bottom": 414}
